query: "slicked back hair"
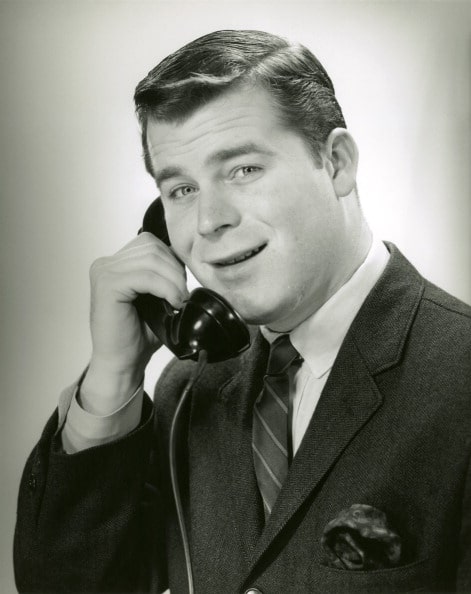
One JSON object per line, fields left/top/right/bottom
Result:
{"left": 134, "top": 29, "right": 347, "bottom": 175}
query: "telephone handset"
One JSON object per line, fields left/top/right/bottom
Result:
{"left": 134, "top": 198, "right": 251, "bottom": 363}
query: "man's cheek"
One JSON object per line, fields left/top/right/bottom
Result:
{"left": 167, "top": 231, "right": 191, "bottom": 263}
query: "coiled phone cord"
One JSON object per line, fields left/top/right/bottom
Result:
{"left": 169, "top": 350, "right": 208, "bottom": 594}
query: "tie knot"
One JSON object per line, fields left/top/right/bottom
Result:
{"left": 266, "top": 334, "right": 302, "bottom": 376}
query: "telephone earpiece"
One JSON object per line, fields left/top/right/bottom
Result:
{"left": 134, "top": 198, "right": 250, "bottom": 363}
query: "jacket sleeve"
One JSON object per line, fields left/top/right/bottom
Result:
{"left": 13, "top": 393, "right": 170, "bottom": 593}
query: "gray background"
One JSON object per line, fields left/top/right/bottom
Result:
{"left": 1, "top": 1, "right": 470, "bottom": 592}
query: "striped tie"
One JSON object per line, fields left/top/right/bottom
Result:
{"left": 252, "top": 334, "right": 302, "bottom": 519}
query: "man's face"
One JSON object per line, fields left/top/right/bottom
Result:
{"left": 147, "top": 85, "right": 353, "bottom": 331}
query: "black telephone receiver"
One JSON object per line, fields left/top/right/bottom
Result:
{"left": 134, "top": 198, "right": 251, "bottom": 363}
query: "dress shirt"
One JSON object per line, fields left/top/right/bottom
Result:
{"left": 62, "top": 237, "right": 389, "bottom": 455}
{"left": 261, "top": 236, "right": 389, "bottom": 455}
{"left": 61, "top": 382, "right": 144, "bottom": 453}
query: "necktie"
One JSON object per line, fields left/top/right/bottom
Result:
{"left": 252, "top": 334, "right": 302, "bottom": 519}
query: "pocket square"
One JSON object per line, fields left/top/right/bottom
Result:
{"left": 321, "top": 503, "right": 402, "bottom": 570}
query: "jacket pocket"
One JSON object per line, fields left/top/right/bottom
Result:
{"left": 315, "top": 557, "right": 435, "bottom": 593}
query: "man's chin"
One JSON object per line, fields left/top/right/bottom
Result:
{"left": 233, "top": 297, "right": 313, "bottom": 333}
{"left": 226, "top": 298, "right": 287, "bottom": 329}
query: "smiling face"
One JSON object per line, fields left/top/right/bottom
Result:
{"left": 146, "top": 84, "right": 364, "bottom": 331}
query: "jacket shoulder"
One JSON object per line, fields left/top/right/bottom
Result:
{"left": 401, "top": 279, "right": 471, "bottom": 419}
{"left": 417, "top": 280, "right": 471, "bottom": 353}
{"left": 422, "top": 280, "right": 471, "bottom": 322}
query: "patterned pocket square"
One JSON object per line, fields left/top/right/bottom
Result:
{"left": 321, "top": 503, "right": 402, "bottom": 570}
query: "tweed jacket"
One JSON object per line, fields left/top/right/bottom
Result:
{"left": 14, "top": 244, "right": 471, "bottom": 593}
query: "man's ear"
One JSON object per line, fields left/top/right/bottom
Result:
{"left": 323, "top": 128, "right": 359, "bottom": 198}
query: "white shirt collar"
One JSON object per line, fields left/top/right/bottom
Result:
{"left": 261, "top": 237, "right": 390, "bottom": 378}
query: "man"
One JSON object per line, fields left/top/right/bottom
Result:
{"left": 14, "top": 29, "right": 471, "bottom": 593}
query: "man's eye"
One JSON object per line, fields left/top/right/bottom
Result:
{"left": 170, "top": 185, "right": 196, "bottom": 199}
{"left": 233, "top": 165, "right": 261, "bottom": 179}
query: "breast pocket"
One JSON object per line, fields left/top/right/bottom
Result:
{"left": 315, "top": 557, "right": 435, "bottom": 593}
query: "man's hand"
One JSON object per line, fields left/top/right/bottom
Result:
{"left": 79, "top": 232, "right": 189, "bottom": 414}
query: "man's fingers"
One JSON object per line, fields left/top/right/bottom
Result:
{"left": 116, "top": 232, "right": 182, "bottom": 270}
{"left": 102, "top": 253, "right": 188, "bottom": 298}
{"left": 90, "top": 231, "right": 189, "bottom": 310}
{"left": 111, "top": 269, "right": 188, "bottom": 310}
{"left": 90, "top": 262, "right": 188, "bottom": 310}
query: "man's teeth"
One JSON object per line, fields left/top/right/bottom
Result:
{"left": 221, "top": 246, "right": 263, "bottom": 266}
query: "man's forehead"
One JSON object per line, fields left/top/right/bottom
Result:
{"left": 146, "top": 86, "right": 285, "bottom": 171}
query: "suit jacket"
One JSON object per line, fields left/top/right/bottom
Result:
{"left": 14, "top": 244, "right": 471, "bottom": 593}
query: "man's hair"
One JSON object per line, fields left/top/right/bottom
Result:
{"left": 134, "top": 29, "right": 346, "bottom": 175}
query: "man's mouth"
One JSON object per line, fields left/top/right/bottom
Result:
{"left": 214, "top": 244, "right": 267, "bottom": 267}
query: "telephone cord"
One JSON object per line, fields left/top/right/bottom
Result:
{"left": 169, "top": 349, "right": 208, "bottom": 594}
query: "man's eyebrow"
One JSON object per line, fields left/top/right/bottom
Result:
{"left": 154, "top": 166, "right": 185, "bottom": 188}
{"left": 154, "top": 143, "right": 274, "bottom": 187}
{"left": 205, "top": 143, "right": 275, "bottom": 166}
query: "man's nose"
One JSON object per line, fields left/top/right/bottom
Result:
{"left": 196, "top": 185, "right": 241, "bottom": 237}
